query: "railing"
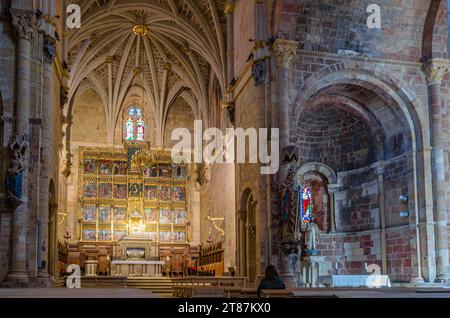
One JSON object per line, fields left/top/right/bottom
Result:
{"left": 172, "top": 277, "right": 248, "bottom": 298}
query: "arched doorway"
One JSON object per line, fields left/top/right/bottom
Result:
{"left": 48, "top": 180, "right": 57, "bottom": 276}
{"left": 237, "top": 188, "right": 257, "bottom": 282}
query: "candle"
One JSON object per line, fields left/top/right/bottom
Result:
{"left": 364, "top": 263, "right": 368, "bottom": 273}
{"left": 335, "top": 263, "right": 338, "bottom": 270}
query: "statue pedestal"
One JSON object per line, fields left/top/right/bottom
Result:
{"left": 280, "top": 241, "right": 301, "bottom": 288}
{"left": 85, "top": 260, "right": 98, "bottom": 277}
{"left": 301, "top": 256, "right": 325, "bottom": 288}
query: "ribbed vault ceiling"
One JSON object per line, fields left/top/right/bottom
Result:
{"left": 66, "top": 0, "right": 227, "bottom": 142}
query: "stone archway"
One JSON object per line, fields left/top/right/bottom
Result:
{"left": 237, "top": 188, "right": 257, "bottom": 282}
{"left": 292, "top": 72, "right": 424, "bottom": 281}
{"left": 47, "top": 180, "right": 57, "bottom": 277}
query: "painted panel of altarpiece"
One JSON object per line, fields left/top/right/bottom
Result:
{"left": 79, "top": 147, "right": 189, "bottom": 243}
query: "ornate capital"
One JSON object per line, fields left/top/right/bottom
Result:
{"left": 327, "top": 184, "right": 342, "bottom": 194}
{"left": 10, "top": 9, "right": 41, "bottom": 41}
{"left": 423, "top": 58, "right": 450, "bottom": 84}
{"left": 273, "top": 39, "right": 299, "bottom": 69}
{"left": 224, "top": 0, "right": 236, "bottom": 16}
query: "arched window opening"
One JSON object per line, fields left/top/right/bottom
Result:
{"left": 299, "top": 183, "right": 313, "bottom": 224}
{"left": 136, "top": 117, "right": 145, "bottom": 141}
{"left": 123, "top": 107, "right": 145, "bottom": 143}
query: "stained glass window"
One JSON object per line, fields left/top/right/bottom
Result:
{"left": 125, "top": 116, "right": 134, "bottom": 141}
{"left": 299, "top": 184, "right": 313, "bottom": 223}
{"left": 136, "top": 117, "right": 145, "bottom": 141}
{"left": 124, "top": 107, "right": 145, "bottom": 142}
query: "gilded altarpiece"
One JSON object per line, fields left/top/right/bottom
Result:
{"left": 78, "top": 147, "right": 190, "bottom": 244}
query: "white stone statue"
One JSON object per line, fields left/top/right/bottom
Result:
{"left": 305, "top": 221, "right": 321, "bottom": 251}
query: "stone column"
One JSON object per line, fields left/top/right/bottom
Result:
{"left": 225, "top": 0, "right": 235, "bottom": 87}
{"left": 423, "top": 58, "right": 450, "bottom": 282}
{"left": 273, "top": 39, "right": 299, "bottom": 178}
{"left": 273, "top": 39, "right": 299, "bottom": 287}
{"left": 37, "top": 35, "right": 56, "bottom": 279}
{"left": 327, "top": 185, "right": 340, "bottom": 233}
{"left": 237, "top": 209, "right": 246, "bottom": 277}
{"left": 6, "top": 9, "right": 40, "bottom": 283}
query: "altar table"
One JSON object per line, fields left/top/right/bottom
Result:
{"left": 319, "top": 275, "right": 391, "bottom": 288}
{"left": 111, "top": 260, "right": 165, "bottom": 277}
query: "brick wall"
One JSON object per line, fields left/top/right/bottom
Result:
{"left": 386, "top": 226, "right": 413, "bottom": 282}
{"left": 277, "top": 0, "right": 443, "bottom": 62}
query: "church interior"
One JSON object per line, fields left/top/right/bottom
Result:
{"left": 1, "top": 0, "right": 450, "bottom": 298}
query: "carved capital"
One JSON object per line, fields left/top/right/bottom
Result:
{"left": 273, "top": 39, "right": 299, "bottom": 69}
{"left": 423, "top": 58, "right": 450, "bottom": 84}
{"left": 10, "top": 9, "right": 41, "bottom": 41}
{"left": 327, "top": 184, "right": 342, "bottom": 194}
{"left": 224, "top": 0, "right": 236, "bottom": 16}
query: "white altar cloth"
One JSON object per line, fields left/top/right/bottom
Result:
{"left": 111, "top": 261, "right": 165, "bottom": 265}
{"left": 319, "top": 275, "right": 391, "bottom": 288}
{"left": 111, "top": 260, "right": 165, "bottom": 277}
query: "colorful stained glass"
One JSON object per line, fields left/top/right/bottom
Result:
{"left": 125, "top": 116, "right": 134, "bottom": 141}
{"left": 136, "top": 117, "right": 145, "bottom": 141}
{"left": 299, "top": 184, "right": 313, "bottom": 223}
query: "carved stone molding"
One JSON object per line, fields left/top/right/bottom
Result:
{"left": 327, "top": 184, "right": 342, "bottom": 194}
{"left": 273, "top": 39, "right": 299, "bottom": 69}
{"left": 10, "top": 9, "right": 41, "bottom": 41}
{"left": 423, "top": 58, "right": 450, "bottom": 84}
{"left": 224, "top": 0, "right": 236, "bottom": 16}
